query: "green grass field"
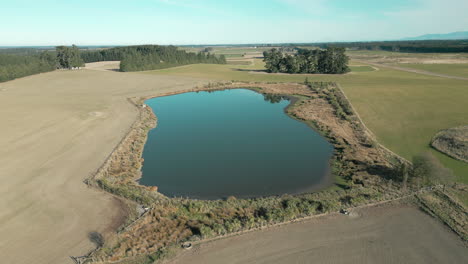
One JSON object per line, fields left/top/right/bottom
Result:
{"left": 347, "top": 50, "right": 468, "bottom": 60}
{"left": 143, "top": 58, "right": 468, "bottom": 183}
{"left": 396, "top": 63, "right": 468, "bottom": 78}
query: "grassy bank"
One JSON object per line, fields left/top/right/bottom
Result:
{"left": 416, "top": 185, "right": 468, "bottom": 241}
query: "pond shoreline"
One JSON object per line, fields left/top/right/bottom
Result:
{"left": 85, "top": 81, "right": 410, "bottom": 263}
{"left": 138, "top": 88, "right": 334, "bottom": 200}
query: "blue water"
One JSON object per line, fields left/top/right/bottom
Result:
{"left": 140, "top": 89, "right": 334, "bottom": 199}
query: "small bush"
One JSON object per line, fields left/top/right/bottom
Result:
{"left": 88, "top": 231, "right": 105, "bottom": 248}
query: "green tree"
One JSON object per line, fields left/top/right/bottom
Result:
{"left": 283, "top": 55, "right": 299, "bottom": 73}
{"left": 0, "top": 52, "right": 56, "bottom": 83}
{"left": 56, "top": 45, "right": 84, "bottom": 69}
{"left": 263, "top": 47, "right": 349, "bottom": 74}
{"left": 263, "top": 48, "right": 283, "bottom": 73}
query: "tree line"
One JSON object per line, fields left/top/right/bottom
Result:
{"left": 80, "top": 45, "right": 227, "bottom": 72}
{"left": 0, "top": 45, "right": 84, "bottom": 82}
{"left": 199, "top": 39, "right": 468, "bottom": 53}
{"left": 1, "top": 45, "right": 226, "bottom": 82}
{"left": 263, "top": 47, "right": 349, "bottom": 74}
{"left": 0, "top": 52, "right": 56, "bottom": 82}
{"left": 307, "top": 40, "right": 468, "bottom": 53}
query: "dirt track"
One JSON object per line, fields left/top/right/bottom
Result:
{"left": 0, "top": 62, "right": 207, "bottom": 264}
{"left": 167, "top": 206, "right": 467, "bottom": 264}
{"left": 354, "top": 60, "right": 468, "bottom": 81}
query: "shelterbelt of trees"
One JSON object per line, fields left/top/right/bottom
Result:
{"left": 0, "top": 53, "right": 55, "bottom": 82}
{"left": 80, "top": 45, "right": 227, "bottom": 72}
{"left": 217, "top": 40, "right": 468, "bottom": 53}
{"left": 309, "top": 39, "right": 468, "bottom": 53}
{"left": 0, "top": 45, "right": 84, "bottom": 82}
{"left": 0, "top": 45, "right": 226, "bottom": 82}
{"left": 263, "top": 47, "right": 349, "bottom": 74}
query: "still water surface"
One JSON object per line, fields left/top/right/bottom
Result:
{"left": 140, "top": 89, "right": 333, "bottom": 199}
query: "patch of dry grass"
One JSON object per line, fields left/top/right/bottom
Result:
{"left": 432, "top": 126, "right": 468, "bottom": 163}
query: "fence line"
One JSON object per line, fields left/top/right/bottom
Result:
{"left": 335, "top": 83, "right": 411, "bottom": 165}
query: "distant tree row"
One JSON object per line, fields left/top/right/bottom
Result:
{"left": 263, "top": 47, "right": 349, "bottom": 74}
{"left": 120, "top": 46, "right": 226, "bottom": 72}
{"left": 0, "top": 52, "right": 56, "bottom": 82}
{"left": 0, "top": 47, "right": 50, "bottom": 55}
{"left": 0, "top": 45, "right": 84, "bottom": 83}
{"left": 308, "top": 40, "right": 468, "bottom": 53}
{"left": 0, "top": 45, "right": 226, "bottom": 82}
{"left": 80, "top": 45, "right": 227, "bottom": 71}
{"left": 80, "top": 48, "right": 123, "bottom": 62}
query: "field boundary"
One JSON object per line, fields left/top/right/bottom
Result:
{"left": 187, "top": 191, "right": 422, "bottom": 247}
{"left": 99, "top": 188, "right": 442, "bottom": 264}
{"left": 335, "top": 83, "right": 411, "bottom": 165}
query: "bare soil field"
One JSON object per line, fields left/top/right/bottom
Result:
{"left": 167, "top": 205, "right": 467, "bottom": 264}
{"left": 0, "top": 63, "right": 207, "bottom": 264}
{"left": 85, "top": 61, "right": 121, "bottom": 71}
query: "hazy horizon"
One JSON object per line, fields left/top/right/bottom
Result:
{"left": 1, "top": 32, "right": 467, "bottom": 48}
{"left": 2, "top": 0, "right": 467, "bottom": 46}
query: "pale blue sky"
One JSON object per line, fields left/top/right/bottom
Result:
{"left": 1, "top": 0, "right": 466, "bottom": 45}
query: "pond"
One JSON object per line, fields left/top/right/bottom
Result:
{"left": 140, "top": 89, "right": 334, "bottom": 199}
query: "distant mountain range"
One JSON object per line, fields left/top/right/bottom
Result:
{"left": 403, "top": 31, "right": 468, "bottom": 40}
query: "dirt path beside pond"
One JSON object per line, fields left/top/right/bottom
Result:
{"left": 167, "top": 205, "right": 467, "bottom": 264}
